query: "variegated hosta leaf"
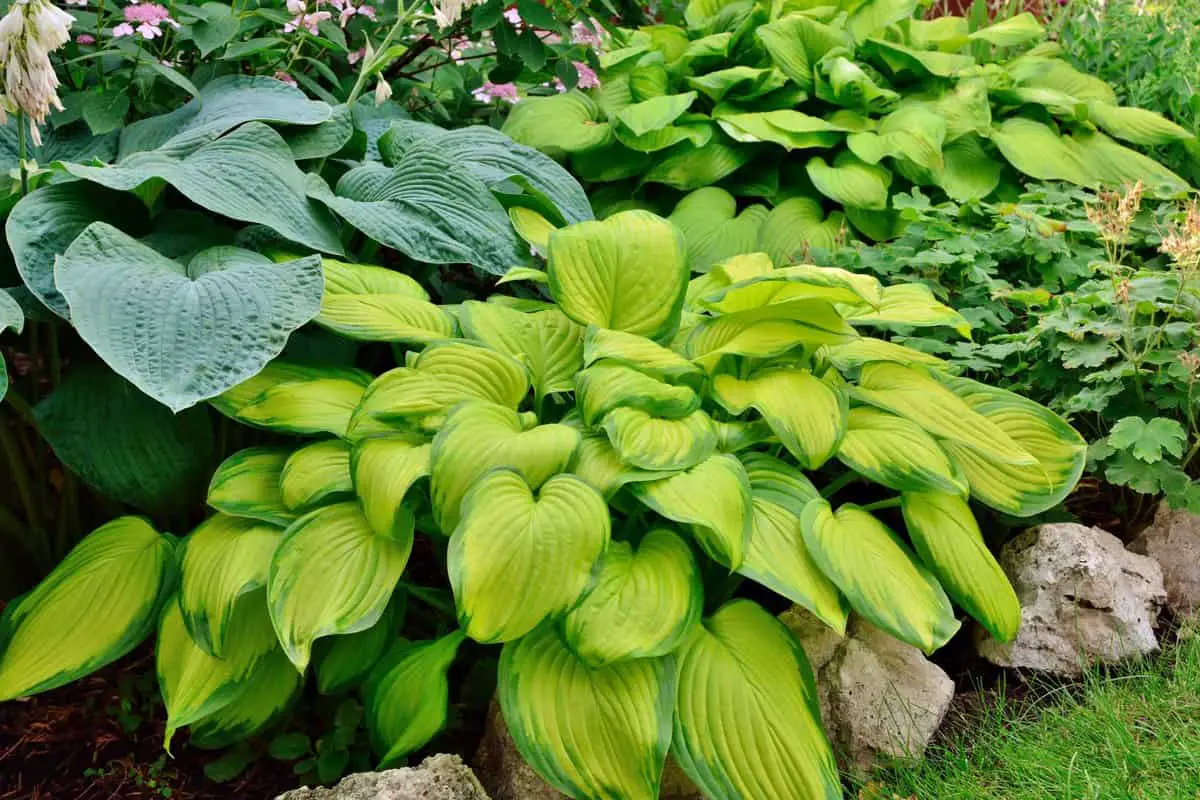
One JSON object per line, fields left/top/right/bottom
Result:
{"left": 280, "top": 439, "right": 353, "bottom": 512}
{"left": 350, "top": 341, "right": 530, "bottom": 434}
{"left": 696, "top": 264, "right": 884, "bottom": 314}
{"left": 188, "top": 647, "right": 303, "bottom": 749}
{"left": 672, "top": 600, "right": 839, "bottom": 800}
{"left": 209, "top": 360, "right": 371, "bottom": 420}
{"left": 572, "top": 433, "right": 661, "bottom": 497}
{"left": 458, "top": 301, "right": 584, "bottom": 402}
{"left": 715, "top": 419, "right": 775, "bottom": 453}
{"left": 320, "top": 258, "right": 429, "bottom": 299}
{"left": 235, "top": 375, "right": 368, "bottom": 437}
{"left": 509, "top": 207, "right": 557, "bottom": 252}
{"left": 853, "top": 363, "right": 1036, "bottom": 466}
{"left": 316, "top": 598, "right": 399, "bottom": 695}
{"left": 633, "top": 454, "right": 751, "bottom": 569}
{"left": 576, "top": 361, "right": 700, "bottom": 426}
{"left": 207, "top": 446, "right": 296, "bottom": 527}
{"left": 352, "top": 437, "right": 432, "bottom": 539}
{"left": 499, "top": 623, "right": 675, "bottom": 799}
{"left": 841, "top": 283, "right": 971, "bottom": 338}
{"left": 563, "top": 529, "right": 702, "bottom": 666}
{"left": 582, "top": 326, "right": 704, "bottom": 388}
{"left": 712, "top": 368, "right": 847, "bottom": 470}
{"left": 158, "top": 591, "right": 277, "bottom": 746}
{"left": 901, "top": 491, "right": 1020, "bottom": 642}
{"left": 602, "top": 407, "right": 720, "bottom": 472}
{"left": 0, "top": 517, "right": 176, "bottom": 701}
{"left": 430, "top": 401, "right": 581, "bottom": 533}
{"left": 366, "top": 631, "right": 465, "bottom": 767}
{"left": 836, "top": 407, "right": 968, "bottom": 496}
{"left": 800, "top": 499, "right": 959, "bottom": 653}
{"left": 685, "top": 299, "right": 859, "bottom": 367}
{"left": 547, "top": 210, "right": 688, "bottom": 340}
{"left": 449, "top": 470, "right": 610, "bottom": 643}
{"left": 822, "top": 337, "right": 948, "bottom": 371}
{"left": 738, "top": 454, "right": 848, "bottom": 633}
{"left": 179, "top": 514, "right": 282, "bottom": 656}
{"left": 936, "top": 374, "right": 1087, "bottom": 517}
{"left": 268, "top": 502, "right": 411, "bottom": 670}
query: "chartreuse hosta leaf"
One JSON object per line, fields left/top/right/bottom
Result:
{"left": 314, "top": 258, "right": 454, "bottom": 344}
{"left": 738, "top": 454, "right": 848, "bottom": 633}
{"left": 158, "top": 591, "right": 277, "bottom": 747}
{"left": 563, "top": 529, "right": 702, "bottom": 666}
{"left": 352, "top": 437, "right": 432, "bottom": 539}
{"left": 758, "top": 198, "right": 848, "bottom": 266}
{"left": 800, "top": 499, "right": 959, "bottom": 653}
{"left": 572, "top": 433, "right": 661, "bottom": 497}
{"left": 686, "top": 299, "right": 858, "bottom": 367}
{"left": 836, "top": 407, "right": 967, "bottom": 496}
{"left": 603, "top": 408, "right": 721, "bottom": 472}
{"left": 458, "top": 301, "right": 584, "bottom": 402}
{"left": 509, "top": 207, "right": 557, "bottom": 253}
{"left": 501, "top": 90, "right": 613, "bottom": 157}
{"left": 583, "top": 326, "right": 704, "bottom": 388}
{"left": 0, "top": 517, "right": 176, "bottom": 700}
{"left": 842, "top": 283, "right": 971, "bottom": 338}
{"left": 668, "top": 187, "right": 769, "bottom": 273}
{"left": 449, "top": 470, "right": 610, "bottom": 643}
{"left": 188, "top": 647, "right": 303, "bottom": 749}
{"left": 823, "top": 337, "right": 947, "bottom": 371}
{"left": 673, "top": 600, "right": 839, "bottom": 800}
{"left": 1085, "top": 101, "right": 1194, "bottom": 146}
{"left": 207, "top": 447, "right": 295, "bottom": 527}
{"left": 280, "top": 440, "right": 353, "bottom": 512}
{"left": 499, "top": 623, "right": 675, "bottom": 800}
{"left": 321, "top": 258, "right": 428, "bottom": 298}
{"left": 547, "top": 210, "right": 688, "bottom": 340}
{"left": 936, "top": 374, "right": 1087, "bottom": 517}
{"left": 366, "top": 631, "right": 465, "bottom": 767}
{"left": 235, "top": 374, "right": 368, "bottom": 438}
{"left": 967, "top": 11, "right": 1042, "bottom": 46}
{"left": 268, "top": 502, "right": 411, "bottom": 670}
{"left": 316, "top": 599, "right": 398, "bottom": 695}
{"left": 633, "top": 454, "right": 751, "bottom": 569}
{"left": 179, "top": 514, "right": 282, "bottom": 656}
{"left": 712, "top": 368, "right": 847, "bottom": 470}
{"left": 806, "top": 152, "right": 892, "bottom": 210}
{"left": 576, "top": 361, "right": 700, "bottom": 426}
{"left": 697, "top": 264, "right": 884, "bottom": 314}
{"left": 854, "top": 363, "right": 1036, "bottom": 466}
{"left": 209, "top": 360, "right": 371, "bottom": 419}
{"left": 901, "top": 492, "right": 1020, "bottom": 642}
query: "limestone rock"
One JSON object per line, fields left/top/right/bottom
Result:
{"left": 1130, "top": 501, "right": 1200, "bottom": 615}
{"left": 274, "top": 754, "right": 490, "bottom": 800}
{"left": 977, "top": 522, "right": 1166, "bottom": 675}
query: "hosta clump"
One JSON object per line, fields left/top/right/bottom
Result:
{"left": 501, "top": 0, "right": 1192, "bottom": 255}
{"left": 0, "top": 211, "right": 1085, "bottom": 798}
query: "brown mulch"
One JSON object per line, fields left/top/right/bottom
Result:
{"left": 0, "top": 651, "right": 296, "bottom": 800}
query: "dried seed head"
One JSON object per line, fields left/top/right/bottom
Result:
{"left": 1160, "top": 199, "right": 1200, "bottom": 279}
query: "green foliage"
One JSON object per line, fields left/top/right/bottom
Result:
{"left": 0, "top": 205, "right": 1086, "bottom": 795}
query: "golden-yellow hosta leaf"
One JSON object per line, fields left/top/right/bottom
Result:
{"left": 601, "top": 407, "right": 719, "bottom": 472}
{"left": 280, "top": 439, "right": 353, "bottom": 512}
{"left": 351, "top": 437, "right": 432, "bottom": 539}
{"left": 836, "top": 407, "right": 967, "bottom": 495}
{"left": 207, "top": 446, "right": 295, "bottom": 527}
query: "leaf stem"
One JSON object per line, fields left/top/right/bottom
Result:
{"left": 820, "top": 471, "right": 857, "bottom": 499}
{"left": 861, "top": 497, "right": 902, "bottom": 512}
{"left": 346, "top": 0, "right": 422, "bottom": 106}
{"left": 16, "top": 113, "right": 29, "bottom": 196}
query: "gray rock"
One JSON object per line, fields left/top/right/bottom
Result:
{"left": 1130, "top": 501, "right": 1200, "bottom": 615}
{"left": 274, "top": 754, "right": 490, "bottom": 800}
{"left": 782, "top": 610, "right": 954, "bottom": 775}
{"left": 977, "top": 522, "right": 1166, "bottom": 676}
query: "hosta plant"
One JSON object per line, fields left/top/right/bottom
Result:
{"left": 0, "top": 208, "right": 1085, "bottom": 798}
{"left": 501, "top": 0, "right": 1192, "bottom": 251}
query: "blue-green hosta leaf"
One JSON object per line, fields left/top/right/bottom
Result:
{"left": 738, "top": 454, "right": 848, "bottom": 633}
{"left": 643, "top": 140, "right": 752, "bottom": 191}
{"left": 1084, "top": 102, "right": 1194, "bottom": 146}
{"left": 563, "top": 529, "right": 702, "bottom": 666}
{"left": 0, "top": 290, "right": 19, "bottom": 399}
{"left": 935, "top": 374, "right": 1087, "bottom": 517}
{"left": 499, "top": 623, "right": 675, "bottom": 799}
{"left": 672, "top": 600, "right": 839, "bottom": 800}
{"left": 967, "top": 11, "right": 1043, "bottom": 46}
{"left": 836, "top": 407, "right": 967, "bottom": 495}
{"left": 583, "top": 327, "right": 704, "bottom": 387}
{"left": 284, "top": 103, "right": 355, "bottom": 161}
{"left": 430, "top": 401, "right": 581, "bottom": 533}
{"left": 685, "top": 299, "right": 859, "bottom": 367}
{"left": 0, "top": 518, "right": 176, "bottom": 700}
{"left": 547, "top": 210, "right": 688, "bottom": 340}
{"left": 280, "top": 440, "right": 354, "bottom": 512}
{"left": 315, "top": 599, "right": 398, "bottom": 695}
{"left": 34, "top": 362, "right": 214, "bottom": 515}
{"left": 450, "top": 470, "right": 610, "bottom": 643}
{"left": 853, "top": 363, "right": 1036, "bottom": 466}
{"left": 352, "top": 437, "right": 432, "bottom": 539}
{"left": 633, "top": 454, "right": 751, "bottom": 569}
{"left": 187, "top": 647, "right": 303, "bottom": 749}
{"left": 712, "top": 368, "right": 847, "bottom": 469}
{"left": 179, "top": 514, "right": 282, "bottom": 656}
{"left": 55, "top": 224, "right": 323, "bottom": 412}
{"left": 602, "top": 407, "right": 719, "bottom": 472}
{"left": 576, "top": 362, "right": 700, "bottom": 426}
{"left": 458, "top": 301, "right": 584, "bottom": 403}
{"left": 66, "top": 123, "right": 343, "bottom": 255}
{"left": 208, "top": 447, "right": 295, "bottom": 527}
{"left": 842, "top": 282, "right": 971, "bottom": 338}
{"left": 366, "top": 632, "right": 465, "bottom": 766}
{"left": 158, "top": 591, "right": 278, "bottom": 747}
{"left": 268, "top": 502, "right": 411, "bottom": 670}
{"left": 669, "top": 187, "right": 770, "bottom": 273}
{"left": 208, "top": 360, "right": 371, "bottom": 420}
{"left": 501, "top": 91, "right": 613, "bottom": 157}
{"left": 234, "top": 375, "right": 368, "bottom": 438}
{"left": 758, "top": 198, "right": 847, "bottom": 266}
{"left": 756, "top": 12, "right": 851, "bottom": 91}
{"left": 309, "top": 152, "right": 525, "bottom": 276}
{"left": 807, "top": 152, "right": 892, "bottom": 210}
{"left": 800, "top": 499, "right": 959, "bottom": 653}
{"left": 901, "top": 491, "right": 1020, "bottom": 642}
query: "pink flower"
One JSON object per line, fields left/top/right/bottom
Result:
{"left": 570, "top": 20, "right": 603, "bottom": 46}
{"left": 111, "top": 21, "right": 134, "bottom": 36}
{"left": 551, "top": 78, "right": 567, "bottom": 92}
{"left": 114, "top": 2, "right": 178, "bottom": 39}
{"left": 472, "top": 81, "right": 519, "bottom": 104}
{"left": 283, "top": 8, "right": 332, "bottom": 34}
{"left": 573, "top": 61, "right": 600, "bottom": 89}
{"left": 274, "top": 69, "right": 298, "bottom": 87}
{"left": 75, "top": 32, "right": 95, "bottom": 43}
{"left": 329, "top": 0, "right": 376, "bottom": 26}
{"left": 347, "top": 46, "right": 365, "bottom": 64}
{"left": 502, "top": 6, "right": 520, "bottom": 24}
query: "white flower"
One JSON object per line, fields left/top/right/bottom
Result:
{"left": 0, "top": 0, "right": 72, "bottom": 145}
{"left": 432, "top": 0, "right": 484, "bottom": 29}
{"left": 374, "top": 77, "right": 392, "bottom": 105}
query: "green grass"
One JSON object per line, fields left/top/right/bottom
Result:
{"left": 858, "top": 623, "right": 1200, "bottom": 800}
